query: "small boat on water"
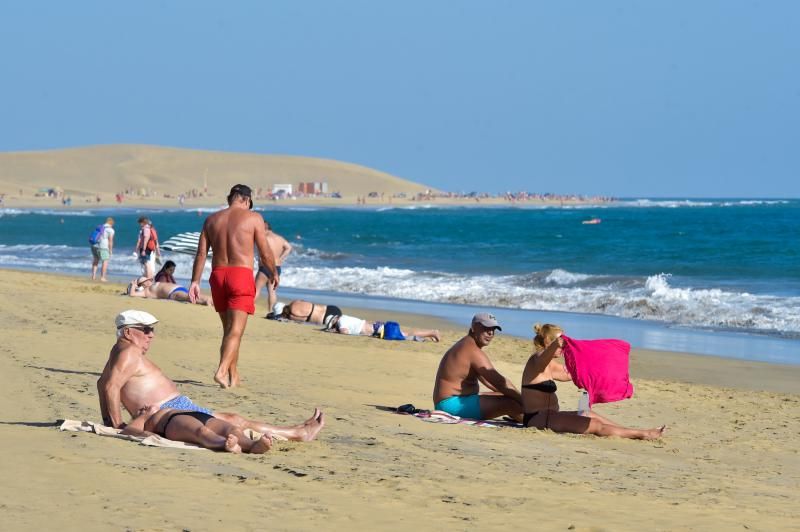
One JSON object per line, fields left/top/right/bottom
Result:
{"left": 582, "top": 218, "right": 602, "bottom": 225}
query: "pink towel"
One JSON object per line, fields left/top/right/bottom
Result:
{"left": 561, "top": 335, "right": 634, "bottom": 406}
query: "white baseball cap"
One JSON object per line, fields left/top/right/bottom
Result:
{"left": 115, "top": 310, "right": 159, "bottom": 329}
{"left": 272, "top": 302, "right": 286, "bottom": 315}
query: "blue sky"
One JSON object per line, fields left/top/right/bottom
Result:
{"left": 1, "top": 2, "right": 798, "bottom": 197}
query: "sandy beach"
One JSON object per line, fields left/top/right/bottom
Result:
{"left": 0, "top": 269, "right": 798, "bottom": 530}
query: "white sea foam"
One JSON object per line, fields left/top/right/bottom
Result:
{"left": 0, "top": 208, "right": 95, "bottom": 217}
{"left": 2, "top": 243, "right": 798, "bottom": 336}
{"left": 621, "top": 199, "right": 716, "bottom": 208}
{"left": 620, "top": 199, "right": 791, "bottom": 209}
{"left": 280, "top": 266, "right": 800, "bottom": 337}
{"left": 544, "top": 268, "right": 592, "bottom": 285}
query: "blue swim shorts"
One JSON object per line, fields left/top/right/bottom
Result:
{"left": 434, "top": 394, "right": 481, "bottom": 419}
{"left": 159, "top": 395, "right": 213, "bottom": 415}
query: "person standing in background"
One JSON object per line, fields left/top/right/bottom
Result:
{"left": 135, "top": 217, "right": 160, "bottom": 279}
{"left": 256, "top": 220, "right": 293, "bottom": 317}
{"left": 91, "top": 217, "right": 115, "bottom": 282}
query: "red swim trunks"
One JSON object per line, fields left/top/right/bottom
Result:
{"left": 209, "top": 266, "right": 256, "bottom": 314}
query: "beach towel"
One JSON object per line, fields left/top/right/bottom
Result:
{"left": 561, "top": 335, "right": 634, "bottom": 406}
{"left": 58, "top": 420, "right": 272, "bottom": 450}
{"left": 395, "top": 408, "right": 523, "bottom": 428}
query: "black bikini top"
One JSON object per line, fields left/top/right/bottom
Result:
{"left": 521, "top": 380, "right": 558, "bottom": 394}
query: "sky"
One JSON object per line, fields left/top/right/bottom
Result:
{"left": 1, "top": 1, "right": 798, "bottom": 197}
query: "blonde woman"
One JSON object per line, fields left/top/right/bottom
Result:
{"left": 521, "top": 324, "right": 665, "bottom": 439}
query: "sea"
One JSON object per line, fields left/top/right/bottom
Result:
{"left": 1, "top": 198, "right": 799, "bottom": 365}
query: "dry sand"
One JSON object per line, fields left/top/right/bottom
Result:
{"left": 0, "top": 270, "right": 797, "bottom": 531}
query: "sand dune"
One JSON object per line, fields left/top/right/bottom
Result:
{"left": 0, "top": 144, "right": 435, "bottom": 203}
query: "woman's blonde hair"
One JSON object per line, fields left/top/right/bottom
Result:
{"left": 532, "top": 323, "right": 564, "bottom": 351}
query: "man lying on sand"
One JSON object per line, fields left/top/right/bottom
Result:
{"left": 432, "top": 313, "right": 523, "bottom": 420}
{"left": 126, "top": 276, "right": 212, "bottom": 306}
{"left": 122, "top": 404, "right": 274, "bottom": 454}
{"left": 324, "top": 313, "right": 441, "bottom": 342}
{"left": 97, "top": 310, "right": 324, "bottom": 445}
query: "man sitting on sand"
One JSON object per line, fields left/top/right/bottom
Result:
{"left": 432, "top": 313, "right": 523, "bottom": 420}
{"left": 325, "top": 313, "right": 441, "bottom": 342}
{"left": 125, "top": 276, "right": 212, "bottom": 306}
{"left": 97, "top": 310, "right": 325, "bottom": 445}
{"left": 122, "top": 405, "right": 273, "bottom": 454}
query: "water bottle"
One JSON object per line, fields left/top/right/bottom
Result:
{"left": 577, "top": 389, "right": 590, "bottom": 416}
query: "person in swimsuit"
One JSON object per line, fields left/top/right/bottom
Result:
{"left": 189, "top": 184, "right": 278, "bottom": 388}
{"left": 154, "top": 260, "right": 177, "bottom": 284}
{"left": 98, "top": 310, "right": 325, "bottom": 443}
{"left": 521, "top": 323, "right": 666, "bottom": 440}
{"left": 121, "top": 405, "right": 272, "bottom": 454}
{"left": 125, "top": 276, "right": 212, "bottom": 305}
{"left": 324, "top": 314, "right": 441, "bottom": 342}
{"left": 432, "top": 313, "right": 522, "bottom": 420}
{"left": 277, "top": 299, "right": 343, "bottom": 326}
{"left": 256, "top": 220, "right": 293, "bottom": 317}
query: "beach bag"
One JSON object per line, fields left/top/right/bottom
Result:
{"left": 146, "top": 226, "right": 159, "bottom": 252}
{"left": 383, "top": 321, "right": 406, "bottom": 341}
{"left": 88, "top": 224, "right": 104, "bottom": 245}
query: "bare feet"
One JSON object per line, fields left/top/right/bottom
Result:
{"left": 297, "top": 408, "right": 325, "bottom": 442}
{"left": 214, "top": 371, "right": 230, "bottom": 389}
{"left": 229, "top": 368, "right": 241, "bottom": 388}
{"left": 224, "top": 434, "right": 242, "bottom": 453}
{"left": 431, "top": 330, "right": 441, "bottom": 342}
{"left": 100, "top": 277, "right": 108, "bottom": 282}
{"left": 644, "top": 425, "right": 668, "bottom": 440}
{"left": 249, "top": 435, "right": 272, "bottom": 454}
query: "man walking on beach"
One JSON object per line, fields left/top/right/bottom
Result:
{"left": 97, "top": 309, "right": 324, "bottom": 443}
{"left": 255, "top": 219, "right": 293, "bottom": 317}
{"left": 432, "top": 313, "right": 523, "bottom": 420}
{"left": 189, "top": 184, "right": 278, "bottom": 388}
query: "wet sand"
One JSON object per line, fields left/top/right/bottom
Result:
{"left": 0, "top": 269, "right": 797, "bottom": 530}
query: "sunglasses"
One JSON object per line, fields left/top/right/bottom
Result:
{"left": 130, "top": 325, "right": 156, "bottom": 334}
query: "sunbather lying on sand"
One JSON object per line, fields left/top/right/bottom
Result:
{"left": 325, "top": 314, "right": 440, "bottom": 342}
{"left": 125, "top": 276, "right": 212, "bottom": 305}
{"left": 121, "top": 405, "right": 273, "bottom": 454}
{"left": 272, "top": 299, "right": 342, "bottom": 324}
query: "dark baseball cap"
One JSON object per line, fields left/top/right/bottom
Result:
{"left": 228, "top": 184, "right": 253, "bottom": 208}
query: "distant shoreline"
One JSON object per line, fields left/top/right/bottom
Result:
{"left": 0, "top": 195, "right": 615, "bottom": 210}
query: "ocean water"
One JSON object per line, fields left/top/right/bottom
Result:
{"left": 1, "top": 199, "right": 799, "bottom": 363}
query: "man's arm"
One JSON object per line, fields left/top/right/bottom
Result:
{"left": 189, "top": 222, "right": 211, "bottom": 303}
{"left": 279, "top": 237, "right": 293, "bottom": 262}
{"left": 473, "top": 351, "right": 522, "bottom": 403}
{"left": 120, "top": 407, "right": 157, "bottom": 437}
{"left": 108, "top": 231, "right": 114, "bottom": 255}
{"left": 254, "top": 217, "right": 278, "bottom": 287}
{"left": 97, "top": 350, "right": 139, "bottom": 428}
